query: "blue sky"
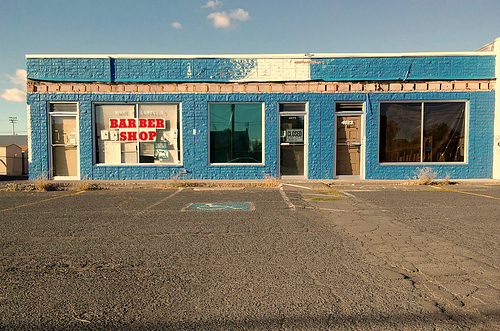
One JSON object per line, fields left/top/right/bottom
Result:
{"left": 0, "top": 0, "right": 499, "bottom": 135}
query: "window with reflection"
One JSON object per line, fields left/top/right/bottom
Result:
{"left": 380, "top": 102, "right": 465, "bottom": 163}
{"left": 209, "top": 103, "right": 263, "bottom": 164}
{"left": 94, "top": 104, "right": 181, "bottom": 164}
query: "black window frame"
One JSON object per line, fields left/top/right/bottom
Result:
{"left": 379, "top": 101, "right": 467, "bottom": 163}
{"left": 208, "top": 102, "right": 264, "bottom": 165}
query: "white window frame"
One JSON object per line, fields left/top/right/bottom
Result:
{"left": 93, "top": 102, "right": 183, "bottom": 166}
{"left": 48, "top": 102, "right": 80, "bottom": 180}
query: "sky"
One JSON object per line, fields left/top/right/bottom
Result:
{"left": 0, "top": 0, "right": 499, "bottom": 135}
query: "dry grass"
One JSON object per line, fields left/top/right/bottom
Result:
{"left": 309, "top": 197, "right": 343, "bottom": 201}
{"left": 314, "top": 186, "right": 342, "bottom": 196}
{"left": 159, "top": 172, "right": 280, "bottom": 189}
{"left": 408, "top": 167, "right": 453, "bottom": 186}
{"left": 256, "top": 174, "right": 280, "bottom": 188}
{"left": 33, "top": 173, "right": 57, "bottom": 191}
{"left": 75, "top": 180, "right": 103, "bottom": 191}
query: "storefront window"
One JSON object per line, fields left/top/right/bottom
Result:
{"left": 380, "top": 102, "right": 465, "bottom": 163}
{"left": 95, "top": 104, "right": 181, "bottom": 164}
{"left": 209, "top": 103, "right": 263, "bottom": 164}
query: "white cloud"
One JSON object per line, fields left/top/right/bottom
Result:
{"left": 207, "top": 11, "right": 231, "bottom": 28}
{"left": 202, "top": 0, "right": 222, "bottom": 9}
{"left": 207, "top": 8, "right": 250, "bottom": 29}
{"left": 1, "top": 88, "right": 26, "bottom": 102}
{"left": 7, "top": 69, "right": 27, "bottom": 87}
{"left": 229, "top": 8, "right": 249, "bottom": 21}
{"left": 171, "top": 22, "right": 183, "bottom": 29}
{"left": 2, "top": 69, "right": 27, "bottom": 102}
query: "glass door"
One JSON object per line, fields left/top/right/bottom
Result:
{"left": 280, "top": 114, "right": 305, "bottom": 176}
{"left": 51, "top": 115, "right": 78, "bottom": 178}
{"left": 336, "top": 115, "right": 361, "bottom": 175}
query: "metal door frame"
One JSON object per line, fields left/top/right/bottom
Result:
{"left": 334, "top": 110, "right": 365, "bottom": 179}
{"left": 278, "top": 104, "right": 308, "bottom": 179}
{"left": 49, "top": 105, "right": 80, "bottom": 180}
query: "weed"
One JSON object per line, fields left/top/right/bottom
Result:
{"left": 409, "top": 167, "right": 453, "bottom": 186}
{"left": 309, "top": 197, "right": 343, "bottom": 201}
{"left": 33, "top": 172, "right": 58, "bottom": 191}
{"left": 75, "top": 180, "right": 102, "bottom": 191}
{"left": 162, "top": 172, "right": 194, "bottom": 188}
{"left": 258, "top": 174, "right": 280, "bottom": 188}
{"left": 314, "top": 186, "right": 342, "bottom": 196}
{"left": 413, "top": 167, "right": 438, "bottom": 185}
{"left": 442, "top": 172, "right": 451, "bottom": 185}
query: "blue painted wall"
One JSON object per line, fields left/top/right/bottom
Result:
{"left": 27, "top": 90, "right": 495, "bottom": 180}
{"left": 26, "top": 55, "right": 495, "bottom": 82}
{"left": 311, "top": 56, "right": 496, "bottom": 81}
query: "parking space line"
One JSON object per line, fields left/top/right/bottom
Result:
{"left": 278, "top": 185, "right": 295, "bottom": 210}
{"left": 430, "top": 186, "right": 500, "bottom": 200}
{"left": 0, "top": 191, "right": 86, "bottom": 213}
{"left": 136, "top": 188, "right": 183, "bottom": 214}
{"left": 342, "top": 192, "right": 356, "bottom": 198}
{"left": 281, "top": 183, "right": 312, "bottom": 190}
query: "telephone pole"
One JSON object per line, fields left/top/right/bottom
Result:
{"left": 9, "top": 116, "right": 18, "bottom": 135}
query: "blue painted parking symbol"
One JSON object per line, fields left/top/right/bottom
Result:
{"left": 185, "top": 202, "right": 253, "bottom": 211}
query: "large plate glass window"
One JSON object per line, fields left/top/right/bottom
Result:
{"left": 95, "top": 104, "right": 181, "bottom": 164}
{"left": 209, "top": 103, "right": 263, "bottom": 164}
{"left": 380, "top": 102, "right": 466, "bottom": 163}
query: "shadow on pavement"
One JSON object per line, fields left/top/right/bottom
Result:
{"left": 3, "top": 311, "right": 498, "bottom": 330}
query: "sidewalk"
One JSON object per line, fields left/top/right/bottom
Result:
{"left": 1, "top": 175, "right": 499, "bottom": 191}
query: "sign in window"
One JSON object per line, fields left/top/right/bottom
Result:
{"left": 95, "top": 104, "right": 181, "bottom": 164}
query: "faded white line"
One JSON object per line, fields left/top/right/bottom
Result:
{"left": 342, "top": 192, "right": 356, "bottom": 198}
{"left": 281, "top": 183, "right": 312, "bottom": 190}
{"left": 316, "top": 208, "right": 348, "bottom": 212}
{"left": 278, "top": 186, "right": 296, "bottom": 210}
{"left": 137, "top": 188, "right": 183, "bottom": 215}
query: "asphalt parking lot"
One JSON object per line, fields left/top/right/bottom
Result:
{"left": 0, "top": 181, "right": 499, "bottom": 330}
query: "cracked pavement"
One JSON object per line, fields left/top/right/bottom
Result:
{"left": 0, "top": 181, "right": 499, "bottom": 329}
{"left": 297, "top": 181, "right": 500, "bottom": 329}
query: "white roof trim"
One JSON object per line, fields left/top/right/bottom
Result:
{"left": 25, "top": 51, "right": 495, "bottom": 59}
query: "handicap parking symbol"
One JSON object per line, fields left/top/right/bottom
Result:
{"left": 184, "top": 202, "right": 253, "bottom": 211}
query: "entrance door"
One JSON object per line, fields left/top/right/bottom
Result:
{"left": 336, "top": 116, "right": 361, "bottom": 176}
{"left": 51, "top": 115, "right": 78, "bottom": 178}
{"left": 280, "top": 114, "right": 305, "bottom": 176}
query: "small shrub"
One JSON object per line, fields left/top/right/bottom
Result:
{"left": 412, "top": 167, "right": 438, "bottom": 185}
{"left": 162, "top": 172, "right": 192, "bottom": 188}
{"left": 34, "top": 178, "right": 57, "bottom": 191}
{"left": 75, "top": 180, "right": 102, "bottom": 191}
{"left": 442, "top": 172, "right": 451, "bottom": 185}
{"left": 410, "top": 167, "right": 452, "bottom": 186}
{"left": 259, "top": 174, "right": 280, "bottom": 188}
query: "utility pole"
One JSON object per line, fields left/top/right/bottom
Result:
{"left": 9, "top": 116, "right": 18, "bottom": 135}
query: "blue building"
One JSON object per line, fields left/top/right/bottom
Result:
{"left": 26, "top": 38, "right": 500, "bottom": 181}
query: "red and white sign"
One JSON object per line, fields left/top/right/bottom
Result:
{"left": 109, "top": 118, "right": 165, "bottom": 141}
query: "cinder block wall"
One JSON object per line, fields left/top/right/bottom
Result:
{"left": 26, "top": 53, "right": 496, "bottom": 180}
{"left": 27, "top": 90, "right": 495, "bottom": 180}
